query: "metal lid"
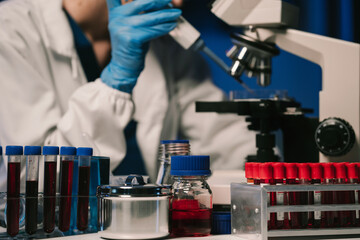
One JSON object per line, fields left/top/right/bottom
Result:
{"left": 97, "top": 175, "right": 171, "bottom": 197}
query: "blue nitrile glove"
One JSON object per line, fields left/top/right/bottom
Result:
{"left": 101, "top": 0, "right": 182, "bottom": 93}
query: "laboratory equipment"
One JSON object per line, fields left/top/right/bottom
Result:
{"left": 76, "top": 147, "right": 93, "bottom": 231}
{"left": 199, "top": 0, "right": 360, "bottom": 164}
{"left": 97, "top": 175, "right": 171, "bottom": 239}
{"left": 6, "top": 145, "right": 23, "bottom": 237}
{"left": 24, "top": 146, "right": 41, "bottom": 235}
{"left": 43, "top": 146, "right": 59, "bottom": 233}
{"left": 156, "top": 140, "right": 190, "bottom": 185}
{"left": 170, "top": 155, "right": 212, "bottom": 237}
{"left": 58, "top": 146, "right": 76, "bottom": 232}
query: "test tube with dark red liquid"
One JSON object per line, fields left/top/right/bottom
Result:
{"left": 320, "top": 163, "right": 335, "bottom": 228}
{"left": 297, "top": 163, "right": 310, "bottom": 228}
{"left": 346, "top": 163, "right": 358, "bottom": 226}
{"left": 245, "top": 162, "right": 254, "bottom": 184}
{"left": 253, "top": 163, "right": 260, "bottom": 185}
{"left": 58, "top": 146, "right": 76, "bottom": 232}
{"left": 43, "top": 146, "right": 59, "bottom": 233}
{"left": 76, "top": 147, "right": 92, "bottom": 231}
{"left": 285, "top": 163, "right": 299, "bottom": 229}
{"left": 259, "top": 163, "right": 276, "bottom": 230}
{"left": 6, "top": 145, "right": 23, "bottom": 237}
{"left": 24, "top": 146, "right": 41, "bottom": 235}
{"left": 335, "top": 162, "right": 356, "bottom": 227}
{"left": 273, "top": 162, "right": 285, "bottom": 229}
{"left": 309, "top": 163, "right": 323, "bottom": 228}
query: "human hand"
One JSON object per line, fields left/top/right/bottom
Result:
{"left": 101, "top": 0, "right": 182, "bottom": 93}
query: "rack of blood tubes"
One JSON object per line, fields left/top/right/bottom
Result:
{"left": 0, "top": 145, "right": 96, "bottom": 238}
{"left": 231, "top": 162, "right": 360, "bottom": 240}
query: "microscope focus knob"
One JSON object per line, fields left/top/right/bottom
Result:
{"left": 315, "top": 117, "right": 355, "bottom": 156}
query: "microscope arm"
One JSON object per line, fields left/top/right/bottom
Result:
{"left": 245, "top": 28, "right": 360, "bottom": 163}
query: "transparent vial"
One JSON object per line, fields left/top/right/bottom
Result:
{"left": 156, "top": 140, "right": 190, "bottom": 185}
{"left": 170, "top": 155, "right": 212, "bottom": 237}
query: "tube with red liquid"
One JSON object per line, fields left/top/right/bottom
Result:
{"left": 309, "top": 163, "right": 323, "bottom": 228}
{"left": 253, "top": 163, "right": 260, "bottom": 185}
{"left": 259, "top": 163, "right": 276, "bottom": 230}
{"left": 6, "top": 146, "right": 23, "bottom": 237}
{"left": 76, "top": 147, "right": 93, "bottom": 231}
{"left": 272, "top": 162, "right": 285, "bottom": 229}
{"left": 24, "top": 146, "right": 41, "bottom": 235}
{"left": 285, "top": 163, "right": 299, "bottom": 229}
{"left": 43, "top": 146, "right": 59, "bottom": 233}
{"left": 346, "top": 163, "right": 358, "bottom": 226}
{"left": 58, "top": 146, "right": 76, "bottom": 232}
{"left": 245, "top": 162, "right": 254, "bottom": 184}
{"left": 297, "top": 163, "right": 310, "bottom": 228}
{"left": 334, "top": 162, "right": 356, "bottom": 227}
{"left": 321, "top": 163, "right": 335, "bottom": 228}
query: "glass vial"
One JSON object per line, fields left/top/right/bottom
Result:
{"left": 297, "top": 163, "right": 310, "bottom": 229}
{"left": 309, "top": 163, "right": 323, "bottom": 228}
{"left": 170, "top": 155, "right": 212, "bottom": 237}
{"left": 43, "top": 146, "right": 59, "bottom": 233}
{"left": 285, "top": 163, "right": 299, "bottom": 229}
{"left": 6, "top": 146, "right": 23, "bottom": 237}
{"left": 77, "top": 147, "right": 93, "bottom": 231}
{"left": 58, "top": 146, "right": 76, "bottom": 232}
{"left": 24, "top": 146, "right": 41, "bottom": 235}
{"left": 321, "top": 163, "right": 335, "bottom": 228}
{"left": 156, "top": 140, "right": 190, "bottom": 185}
{"left": 245, "top": 162, "right": 254, "bottom": 184}
{"left": 273, "top": 162, "right": 285, "bottom": 229}
{"left": 259, "top": 163, "right": 276, "bottom": 230}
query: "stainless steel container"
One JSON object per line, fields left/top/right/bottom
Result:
{"left": 97, "top": 175, "right": 171, "bottom": 239}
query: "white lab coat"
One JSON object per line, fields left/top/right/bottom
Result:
{"left": 0, "top": 0, "right": 256, "bottom": 188}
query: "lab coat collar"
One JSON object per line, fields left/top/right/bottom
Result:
{"left": 37, "top": 0, "right": 74, "bottom": 58}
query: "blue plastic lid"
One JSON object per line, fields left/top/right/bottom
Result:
{"left": 43, "top": 146, "right": 59, "bottom": 155}
{"left": 77, "top": 147, "right": 93, "bottom": 156}
{"left": 0, "top": 146, "right": 2, "bottom": 155}
{"left": 170, "top": 155, "right": 211, "bottom": 176}
{"left": 6, "top": 146, "right": 23, "bottom": 155}
{"left": 24, "top": 146, "right": 41, "bottom": 155}
{"left": 60, "top": 146, "right": 76, "bottom": 155}
{"left": 211, "top": 212, "right": 231, "bottom": 235}
{"left": 160, "top": 140, "right": 189, "bottom": 144}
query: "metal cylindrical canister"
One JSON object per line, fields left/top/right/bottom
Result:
{"left": 97, "top": 175, "right": 171, "bottom": 239}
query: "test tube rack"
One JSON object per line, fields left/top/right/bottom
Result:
{"left": 231, "top": 183, "right": 360, "bottom": 240}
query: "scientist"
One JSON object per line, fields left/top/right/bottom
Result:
{"left": 0, "top": 0, "right": 256, "bottom": 183}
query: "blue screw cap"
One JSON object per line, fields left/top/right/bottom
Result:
{"left": 6, "top": 146, "right": 23, "bottom": 155}
{"left": 43, "top": 146, "right": 59, "bottom": 155}
{"left": 77, "top": 147, "right": 93, "bottom": 156}
{"left": 160, "top": 140, "right": 189, "bottom": 144}
{"left": 24, "top": 146, "right": 42, "bottom": 155}
{"left": 60, "top": 146, "right": 76, "bottom": 155}
{"left": 170, "top": 155, "right": 211, "bottom": 176}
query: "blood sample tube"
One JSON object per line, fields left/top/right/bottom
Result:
{"left": 297, "top": 163, "right": 310, "bottom": 228}
{"left": 24, "top": 146, "right": 41, "bottom": 235}
{"left": 43, "top": 146, "right": 59, "bottom": 233}
{"left": 245, "top": 162, "right": 254, "bottom": 184}
{"left": 308, "top": 163, "right": 323, "bottom": 228}
{"left": 76, "top": 147, "right": 93, "bottom": 231}
{"left": 259, "top": 163, "right": 276, "bottom": 230}
{"left": 320, "top": 163, "right": 335, "bottom": 228}
{"left": 253, "top": 163, "right": 260, "bottom": 185}
{"left": 58, "top": 146, "right": 76, "bottom": 232}
{"left": 345, "top": 163, "right": 357, "bottom": 227}
{"left": 272, "top": 162, "right": 285, "bottom": 229}
{"left": 6, "top": 146, "right": 23, "bottom": 237}
{"left": 334, "top": 162, "right": 355, "bottom": 227}
{"left": 285, "top": 163, "right": 299, "bottom": 229}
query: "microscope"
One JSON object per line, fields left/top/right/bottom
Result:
{"left": 186, "top": 0, "right": 360, "bottom": 163}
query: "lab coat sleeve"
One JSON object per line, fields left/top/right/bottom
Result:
{"left": 0, "top": 31, "right": 133, "bottom": 173}
{"left": 175, "top": 53, "right": 257, "bottom": 171}
{"left": 44, "top": 80, "right": 134, "bottom": 172}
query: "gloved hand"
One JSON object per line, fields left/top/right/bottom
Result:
{"left": 101, "top": 0, "right": 182, "bottom": 93}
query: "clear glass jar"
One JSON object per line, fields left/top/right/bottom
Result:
{"left": 169, "top": 155, "right": 212, "bottom": 237}
{"left": 156, "top": 140, "right": 190, "bottom": 185}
